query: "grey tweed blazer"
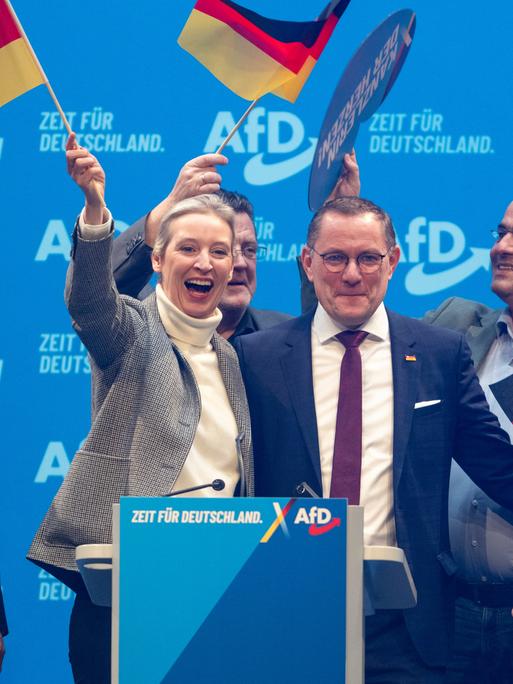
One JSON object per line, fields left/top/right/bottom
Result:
{"left": 28, "top": 229, "right": 253, "bottom": 583}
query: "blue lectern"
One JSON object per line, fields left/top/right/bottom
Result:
{"left": 77, "top": 498, "right": 415, "bottom": 683}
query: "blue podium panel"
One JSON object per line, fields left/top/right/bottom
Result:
{"left": 117, "top": 497, "right": 347, "bottom": 684}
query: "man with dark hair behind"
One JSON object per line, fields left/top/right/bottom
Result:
{"left": 424, "top": 203, "right": 513, "bottom": 684}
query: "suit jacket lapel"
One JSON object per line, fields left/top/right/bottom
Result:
{"left": 388, "top": 310, "right": 420, "bottom": 489}
{"left": 280, "top": 311, "right": 322, "bottom": 490}
{"left": 465, "top": 308, "right": 501, "bottom": 368}
{"left": 212, "top": 333, "right": 250, "bottom": 442}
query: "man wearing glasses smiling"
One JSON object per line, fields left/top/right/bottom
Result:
{"left": 235, "top": 196, "right": 513, "bottom": 683}
{"left": 300, "top": 199, "right": 399, "bottom": 329}
{"left": 298, "top": 191, "right": 513, "bottom": 681}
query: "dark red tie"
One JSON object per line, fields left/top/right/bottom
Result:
{"left": 330, "top": 330, "right": 368, "bottom": 503}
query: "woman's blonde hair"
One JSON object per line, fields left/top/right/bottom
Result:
{"left": 153, "top": 194, "right": 236, "bottom": 258}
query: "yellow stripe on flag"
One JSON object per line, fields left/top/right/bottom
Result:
{"left": 178, "top": 9, "right": 296, "bottom": 101}
{"left": 0, "top": 36, "right": 43, "bottom": 107}
{"left": 272, "top": 54, "right": 317, "bottom": 103}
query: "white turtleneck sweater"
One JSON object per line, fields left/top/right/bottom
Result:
{"left": 155, "top": 285, "right": 240, "bottom": 496}
{"left": 78, "top": 211, "right": 240, "bottom": 497}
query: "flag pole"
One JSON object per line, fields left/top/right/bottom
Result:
{"left": 5, "top": 0, "right": 105, "bottom": 206}
{"left": 216, "top": 98, "right": 259, "bottom": 154}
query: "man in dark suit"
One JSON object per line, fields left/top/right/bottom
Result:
{"left": 111, "top": 153, "right": 291, "bottom": 341}
{"left": 0, "top": 585, "right": 7, "bottom": 672}
{"left": 235, "top": 196, "right": 513, "bottom": 683}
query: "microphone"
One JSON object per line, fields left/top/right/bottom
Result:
{"left": 165, "top": 479, "right": 225, "bottom": 497}
{"left": 295, "top": 481, "right": 320, "bottom": 498}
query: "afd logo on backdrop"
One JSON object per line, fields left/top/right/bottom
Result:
{"left": 398, "top": 217, "right": 489, "bottom": 295}
{"left": 203, "top": 106, "right": 316, "bottom": 185}
{"left": 34, "top": 218, "right": 130, "bottom": 262}
{"left": 34, "top": 441, "right": 72, "bottom": 483}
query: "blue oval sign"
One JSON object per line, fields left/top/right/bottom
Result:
{"left": 309, "top": 10, "right": 416, "bottom": 210}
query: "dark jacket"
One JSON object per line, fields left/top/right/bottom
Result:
{"left": 234, "top": 307, "right": 513, "bottom": 666}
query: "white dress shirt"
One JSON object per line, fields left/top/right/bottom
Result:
{"left": 311, "top": 302, "right": 397, "bottom": 547}
{"left": 449, "top": 310, "right": 513, "bottom": 582}
{"left": 156, "top": 285, "right": 240, "bottom": 497}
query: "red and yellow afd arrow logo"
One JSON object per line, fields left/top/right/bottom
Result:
{"left": 260, "top": 499, "right": 296, "bottom": 543}
{"left": 308, "top": 517, "right": 341, "bottom": 536}
{"left": 295, "top": 505, "right": 341, "bottom": 536}
{"left": 260, "top": 502, "right": 341, "bottom": 542}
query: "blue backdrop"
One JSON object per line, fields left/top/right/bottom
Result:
{"left": 1, "top": 0, "right": 511, "bottom": 680}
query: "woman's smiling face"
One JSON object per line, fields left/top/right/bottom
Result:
{"left": 152, "top": 211, "right": 233, "bottom": 319}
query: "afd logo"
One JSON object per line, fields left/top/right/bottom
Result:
{"left": 34, "top": 218, "right": 130, "bottom": 262}
{"left": 34, "top": 441, "right": 70, "bottom": 482}
{"left": 399, "top": 217, "right": 489, "bottom": 296}
{"left": 204, "top": 106, "right": 317, "bottom": 185}
{"left": 294, "top": 506, "right": 341, "bottom": 536}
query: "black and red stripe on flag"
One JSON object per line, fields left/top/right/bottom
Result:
{"left": 196, "top": 0, "right": 350, "bottom": 70}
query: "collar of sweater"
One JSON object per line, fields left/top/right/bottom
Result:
{"left": 156, "top": 283, "right": 221, "bottom": 348}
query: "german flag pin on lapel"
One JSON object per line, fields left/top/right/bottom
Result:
{"left": 404, "top": 354, "right": 417, "bottom": 362}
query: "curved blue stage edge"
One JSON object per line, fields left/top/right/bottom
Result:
{"left": 1, "top": 1, "right": 511, "bottom": 680}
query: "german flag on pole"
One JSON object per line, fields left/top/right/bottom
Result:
{"left": 0, "top": 0, "right": 43, "bottom": 107}
{"left": 178, "top": 0, "right": 351, "bottom": 102}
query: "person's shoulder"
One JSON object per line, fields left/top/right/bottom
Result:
{"left": 121, "top": 291, "right": 159, "bottom": 330}
{"left": 213, "top": 330, "right": 239, "bottom": 360}
{"left": 247, "top": 307, "right": 292, "bottom": 330}
{"left": 123, "top": 291, "right": 153, "bottom": 313}
{"left": 423, "top": 297, "right": 499, "bottom": 331}
{"left": 238, "top": 311, "right": 311, "bottom": 349}
{"left": 388, "top": 308, "right": 466, "bottom": 345}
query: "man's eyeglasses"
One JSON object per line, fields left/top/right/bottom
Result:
{"left": 309, "top": 245, "right": 392, "bottom": 274}
{"left": 233, "top": 245, "right": 268, "bottom": 261}
{"left": 491, "top": 227, "right": 513, "bottom": 242}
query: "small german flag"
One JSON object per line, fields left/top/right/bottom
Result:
{"left": 178, "top": 0, "right": 351, "bottom": 102}
{"left": 0, "top": 0, "right": 43, "bottom": 107}
{"left": 404, "top": 354, "right": 417, "bottom": 362}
